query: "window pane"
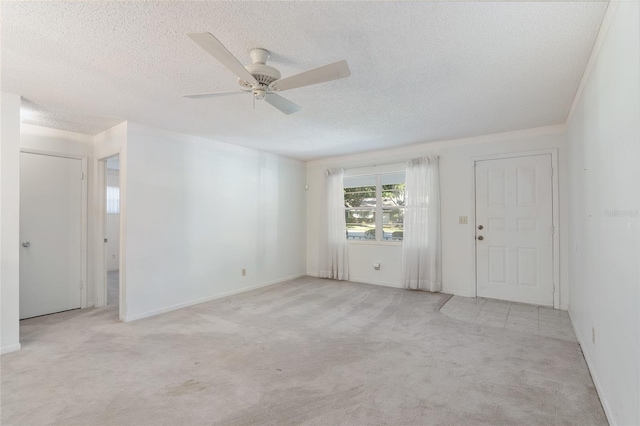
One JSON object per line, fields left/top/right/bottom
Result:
{"left": 382, "top": 183, "right": 405, "bottom": 207}
{"left": 344, "top": 186, "right": 376, "bottom": 208}
{"left": 343, "top": 172, "right": 405, "bottom": 243}
{"left": 345, "top": 209, "right": 376, "bottom": 240}
{"left": 106, "top": 186, "right": 120, "bottom": 214}
{"left": 381, "top": 171, "right": 405, "bottom": 186}
{"left": 382, "top": 208, "right": 404, "bottom": 240}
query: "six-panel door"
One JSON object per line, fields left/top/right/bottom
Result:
{"left": 475, "top": 154, "right": 554, "bottom": 306}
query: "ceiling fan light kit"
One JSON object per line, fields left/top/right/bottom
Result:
{"left": 184, "top": 32, "right": 351, "bottom": 115}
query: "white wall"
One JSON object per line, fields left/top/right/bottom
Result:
{"left": 123, "top": 123, "right": 306, "bottom": 321}
{"left": 566, "top": 3, "right": 640, "bottom": 425}
{"left": 1, "top": 92, "right": 22, "bottom": 354}
{"left": 307, "top": 126, "right": 569, "bottom": 306}
{"left": 106, "top": 170, "right": 120, "bottom": 272}
{"left": 21, "top": 124, "right": 93, "bottom": 157}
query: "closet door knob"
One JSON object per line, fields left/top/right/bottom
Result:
{"left": 477, "top": 236, "right": 484, "bottom": 241}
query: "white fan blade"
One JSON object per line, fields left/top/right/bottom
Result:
{"left": 264, "top": 93, "right": 301, "bottom": 115}
{"left": 183, "top": 91, "right": 249, "bottom": 99}
{"left": 269, "top": 60, "right": 350, "bottom": 92}
{"left": 187, "top": 32, "right": 258, "bottom": 85}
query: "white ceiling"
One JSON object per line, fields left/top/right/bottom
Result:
{"left": 2, "top": 1, "right": 607, "bottom": 160}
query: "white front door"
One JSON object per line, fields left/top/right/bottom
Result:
{"left": 20, "top": 152, "right": 83, "bottom": 319}
{"left": 475, "top": 154, "right": 554, "bottom": 306}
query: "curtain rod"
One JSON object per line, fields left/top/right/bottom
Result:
{"left": 343, "top": 161, "right": 406, "bottom": 175}
{"left": 341, "top": 154, "right": 438, "bottom": 174}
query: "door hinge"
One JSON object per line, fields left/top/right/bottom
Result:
{"left": 550, "top": 168, "right": 554, "bottom": 177}
{"left": 551, "top": 226, "right": 555, "bottom": 235}
{"left": 104, "top": 238, "right": 108, "bottom": 243}
{"left": 80, "top": 281, "right": 83, "bottom": 290}
{"left": 81, "top": 172, "right": 85, "bottom": 180}
{"left": 553, "top": 283, "right": 556, "bottom": 293}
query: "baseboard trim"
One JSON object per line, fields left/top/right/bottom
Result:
{"left": 568, "top": 306, "right": 615, "bottom": 426}
{"left": 1, "top": 343, "right": 22, "bottom": 355}
{"left": 123, "top": 273, "right": 306, "bottom": 322}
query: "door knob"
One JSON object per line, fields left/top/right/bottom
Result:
{"left": 478, "top": 225, "right": 484, "bottom": 230}
{"left": 22, "top": 241, "right": 31, "bottom": 247}
{"left": 477, "top": 236, "right": 484, "bottom": 241}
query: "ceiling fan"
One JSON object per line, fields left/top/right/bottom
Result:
{"left": 184, "top": 32, "right": 351, "bottom": 115}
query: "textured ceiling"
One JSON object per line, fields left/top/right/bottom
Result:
{"left": 20, "top": 99, "right": 123, "bottom": 136}
{"left": 1, "top": 1, "right": 607, "bottom": 160}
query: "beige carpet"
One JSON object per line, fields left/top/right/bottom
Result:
{"left": 1, "top": 276, "right": 606, "bottom": 425}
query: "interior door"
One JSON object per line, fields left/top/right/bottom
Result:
{"left": 475, "top": 154, "right": 553, "bottom": 306}
{"left": 20, "top": 152, "right": 83, "bottom": 319}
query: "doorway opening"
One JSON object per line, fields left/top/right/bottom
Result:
{"left": 104, "top": 155, "right": 121, "bottom": 311}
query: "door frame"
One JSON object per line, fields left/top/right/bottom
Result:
{"left": 19, "top": 148, "right": 89, "bottom": 309}
{"left": 470, "top": 148, "right": 560, "bottom": 309}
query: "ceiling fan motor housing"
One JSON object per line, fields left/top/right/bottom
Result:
{"left": 238, "top": 63, "right": 281, "bottom": 87}
{"left": 239, "top": 48, "right": 281, "bottom": 89}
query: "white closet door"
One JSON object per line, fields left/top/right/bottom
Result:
{"left": 20, "top": 152, "right": 82, "bottom": 319}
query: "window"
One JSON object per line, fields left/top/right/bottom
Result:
{"left": 106, "top": 186, "right": 120, "bottom": 214}
{"left": 344, "top": 172, "right": 405, "bottom": 241}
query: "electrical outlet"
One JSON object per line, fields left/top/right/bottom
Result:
{"left": 242, "top": 268, "right": 246, "bottom": 276}
{"left": 592, "top": 327, "right": 595, "bottom": 344}
{"left": 459, "top": 216, "right": 468, "bottom": 224}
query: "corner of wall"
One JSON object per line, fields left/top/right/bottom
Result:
{"left": 91, "top": 121, "right": 128, "bottom": 317}
{"left": 1, "top": 92, "right": 22, "bottom": 353}
{"left": 567, "top": 307, "right": 616, "bottom": 425}
{"left": 1, "top": 343, "right": 22, "bottom": 355}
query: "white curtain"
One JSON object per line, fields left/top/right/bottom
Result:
{"left": 319, "top": 168, "right": 349, "bottom": 280}
{"left": 402, "top": 156, "right": 441, "bottom": 291}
